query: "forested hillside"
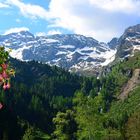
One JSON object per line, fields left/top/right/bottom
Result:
{"left": 0, "top": 58, "right": 98, "bottom": 140}
{"left": 1, "top": 53, "right": 140, "bottom": 139}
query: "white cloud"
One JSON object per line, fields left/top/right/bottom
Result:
{"left": 6, "top": 0, "right": 50, "bottom": 19}
{"left": 47, "top": 30, "right": 62, "bottom": 35}
{"left": 35, "top": 32, "right": 47, "bottom": 36}
{"left": 47, "top": 0, "right": 140, "bottom": 41}
{"left": 0, "top": 2, "right": 9, "bottom": 8}
{"left": 5, "top": 0, "right": 140, "bottom": 41}
{"left": 4, "top": 27, "right": 29, "bottom": 35}
{"left": 89, "top": 0, "right": 140, "bottom": 13}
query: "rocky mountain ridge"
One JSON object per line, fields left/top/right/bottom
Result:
{"left": 1, "top": 24, "right": 140, "bottom": 75}
{"left": 116, "top": 24, "right": 140, "bottom": 58}
{"left": 0, "top": 31, "right": 116, "bottom": 75}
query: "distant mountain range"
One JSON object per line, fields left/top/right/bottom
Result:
{"left": 0, "top": 24, "right": 140, "bottom": 75}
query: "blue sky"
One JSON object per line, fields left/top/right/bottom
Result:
{"left": 0, "top": 0, "right": 140, "bottom": 42}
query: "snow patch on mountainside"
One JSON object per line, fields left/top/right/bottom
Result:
{"left": 46, "top": 39, "right": 59, "bottom": 43}
{"left": 9, "top": 45, "right": 32, "bottom": 60}
{"left": 59, "top": 45, "right": 75, "bottom": 49}
{"left": 101, "top": 49, "right": 117, "bottom": 66}
{"left": 133, "top": 45, "right": 140, "bottom": 51}
{"left": 56, "top": 51, "right": 67, "bottom": 55}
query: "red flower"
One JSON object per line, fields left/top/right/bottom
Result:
{"left": 3, "top": 82, "right": 11, "bottom": 90}
{"left": 2, "top": 71, "right": 8, "bottom": 79}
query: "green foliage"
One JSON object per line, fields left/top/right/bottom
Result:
{"left": 0, "top": 47, "right": 9, "bottom": 64}
{"left": 0, "top": 58, "right": 84, "bottom": 139}
{"left": 73, "top": 92, "right": 106, "bottom": 139}
{"left": 22, "top": 126, "right": 36, "bottom": 140}
{"left": 71, "top": 52, "right": 140, "bottom": 139}
{"left": 29, "top": 95, "right": 43, "bottom": 112}
{"left": 22, "top": 126, "right": 50, "bottom": 140}
{"left": 52, "top": 110, "right": 76, "bottom": 140}
{"left": 107, "top": 86, "right": 140, "bottom": 129}
{"left": 125, "top": 109, "right": 140, "bottom": 140}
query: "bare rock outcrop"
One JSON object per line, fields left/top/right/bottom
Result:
{"left": 118, "top": 69, "right": 140, "bottom": 100}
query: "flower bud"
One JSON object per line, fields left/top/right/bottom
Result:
{"left": 3, "top": 83, "right": 7, "bottom": 90}
{"left": 0, "top": 103, "right": 3, "bottom": 109}
{"left": 6, "top": 83, "right": 10, "bottom": 89}
{"left": 0, "top": 74, "right": 3, "bottom": 81}
{"left": 1, "top": 63, "right": 8, "bottom": 70}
